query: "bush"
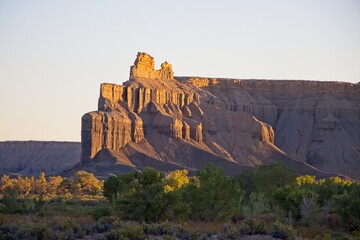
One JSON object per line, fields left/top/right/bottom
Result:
{"left": 0, "top": 197, "right": 37, "bottom": 214}
{"left": 273, "top": 220, "right": 297, "bottom": 240}
{"left": 235, "top": 163, "right": 296, "bottom": 202}
{"left": 143, "top": 221, "right": 200, "bottom": 239}
{"left": 143, "top": 221, "right": 173, "bottom": 235}
{"left": 183, "top": 164, "right": 240, "bottom": 222}
{"left": 0, "top": 222, "right": 18, "bottom": 239}
{"left": 245, "top": 218, "right": 266, "bottom": 235}
{"left": 48, "top": 216, "right": 83, "bottom": 239}
{"left": 163, "top": 235, "right": 177, "bottom": 240}
{"left": 92, "top": 206, "right": 112, "bottom": 221}
{"left": 106, "top": 221, "right": 146, "bottom": 240}
{"left": 20, "top": 223, "right": 51, "bottom": 240}
{"left": 95, "top": 216, "right": 117, "bottom": 233}
{"left": 334, "top": 183, "right": 360, "bottom": 231}
{"left": 222, "top": 219, "right": 266, "bottom": 238}
{"left": 241, "top": 192, "right": 270, "bottom": 217}
{"left": 222, "top": 223, "right": 242, "bottom": 239}
{"left": 0, "top": 222, "right": 51, "bottom": 240}
{"left": 111, "top": 168, "right": 189, "bottom": 223}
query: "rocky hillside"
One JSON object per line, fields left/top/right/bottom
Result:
{"left": 81, "top": 52, "right": 360, "bottom": 179}
{"left": 0, "top": 141, "right": 80, "bottom": 176}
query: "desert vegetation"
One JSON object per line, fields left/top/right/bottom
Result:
{"left": 0, "top": 170, "right": 103, "bottom": 200}
{"left": 0, "top": 164, "right": 359, "bottom": 239}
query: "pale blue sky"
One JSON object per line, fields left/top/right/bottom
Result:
{"left": 0, "top": 0, "right": 359, "bottom": 141}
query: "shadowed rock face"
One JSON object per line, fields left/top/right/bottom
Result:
{"left": 0, "top": 141, "right": 80, "bottom": 176}
{"left": 81, "top": 53, "right": 360, "bottom": 179}
{"left": 180, "top": 77, "right": 360, "bottom": 179}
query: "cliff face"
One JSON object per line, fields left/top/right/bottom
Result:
{"left": 81, "top": 54, "right": 204, "bottom": 163}
{"left": 81, "top": 53, "right": 360, "bottom": 179}
{"left": 182, "top": 78, "right": 360, "bottom": 178}
{"left": 130, "top": 52, "right": 174, "bottom": 81}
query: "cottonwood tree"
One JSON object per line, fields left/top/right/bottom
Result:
{"left": 164, "top": 169, "right": 190, "bottom": 192}
{"left": 109, "top": 168, "right": 189, "bottom": 223}
{"left": 34, "top": 172, "right": 47, "bottom": 195}
{"left": 183, "top": 163, "right": 240, "bottom": 222}
{"left": 72, "top": 171, "right": 103, "bottom": 195}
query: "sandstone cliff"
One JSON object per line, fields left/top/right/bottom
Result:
{"left": 130, "top": 52, "right": 174, "bottom": 80}
{"left": 181, "top": 77, "right": 360, "bottom": 178}
{"left": 81, "top": 53, "right": 357, "bottom": 178}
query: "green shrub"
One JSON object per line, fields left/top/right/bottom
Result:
{"left": 95, "top": 216, "right": 116, "bottom": 233}
{"left": 18, "top": 222, "right": 51, "bottom": 240}
{"left": 92, "top": 206, "right": 112, "bottom": 221}
{"left": 94, "top": 233, "right": 107, "bottom": 240}
{"left": 245, "top": 218, "right": 266, "bottom": 235}
{"left": 222, "top": 223, "right": 242, "bottom": 239}
{"left": 174, "top": 227, "right": 200, "bottom": 240}
{"left": 111, "top": 168, "right": 189, "bottom": 223}
{"left": 106, "top": 221, "right": 146, "bottom": 240}
{"left": 183, "top": 164, "right": 240, "bottom": 222}
{"left": 0, "top": 197, "right": 35, "bottom": 214}
{"left": 334, "top": 183, "right": 360, "bottom": 231}
{"left": 234, "top": 163, "right": 296, "bottom": 202}
{"left": 143, "top": 221, "right": 173, "bottom": 235}
{"left": 241, "top": 192, "right": 270, "bottom": 217}
{"left": 223, "top": 218, "right": 267, "bottom": 236}
{"left": 352, "top": 231, "right": 360, "bottom": 238}
{"left": 223, "top": 220, "right": 267, "bottom": 239}
{"left": 0, "top": 222, "right": 17, "bottom": 239}
{"left": 273, "top": 220, "right": 297, "bottom": 240}
{"left": 163, "top": 235, "right": 177, "bottom": 240}
{"left": 48, "top": 216, "right": 83, "bottom": 239}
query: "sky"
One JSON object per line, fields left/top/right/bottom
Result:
{"left": 0, "top": 0, "right": 359, "bottom": 141}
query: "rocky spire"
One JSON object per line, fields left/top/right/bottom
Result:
{"left": 129, "top": 52, "right": 174, "bottom": 80}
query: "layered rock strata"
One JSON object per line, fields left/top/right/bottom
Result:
{"left": 182, "top": 77, "right": 360, "bottom": 178}
{"left": 82, "top": 53, "right": 203, "bottom": 161}
{"left": 81, "top": 52, "right": 359, "bottom": 179}
{"left": 98, "top": 83, "right": 199, "bottom": 113}
{"left": 0, "top": 141, "right": 80, "bottom": 176}
{"left": 130, "top": 52, "right": 174, "bottom": 80}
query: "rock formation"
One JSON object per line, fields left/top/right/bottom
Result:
{"left": 180, "top": 77, "right": 360, "bottom": 178}
{"left": 130, "top": 52, "right": 174, "bottom": 80}
{"left": 82, "top": 53, "right": 202, "bottom": 163}
{"left": 2, "top": 54, "right": 356, "bottom": 178}
{"left": 81, "top": 52, "right": 360, "bottom": 179}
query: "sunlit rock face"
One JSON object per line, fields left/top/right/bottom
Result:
{"left": 82, "top": 53, "right": 204, "bottom": 164}
{"left": 130, "top": 52, "right": 174, "bottom": 81}
{"left": 81, "top": 52, "right": 360, "bottom": 179}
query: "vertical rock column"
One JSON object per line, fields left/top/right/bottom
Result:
{"left": 81, "top": 113, "right": 104, "bottom": 161}
{"left": 81, "top": 111, "right": 136, "bottom": 162}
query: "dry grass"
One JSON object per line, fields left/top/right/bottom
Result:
{"left": 0, "top": 213, "right": 25, "bottom": 223}
{"left": 1, "top": 213, "right": 94, "bottom": 226}
{"left": 297, "top": 225, "right": 331, "bottom": 239}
